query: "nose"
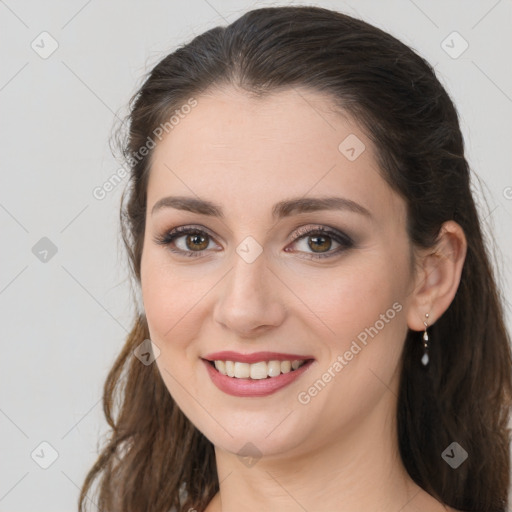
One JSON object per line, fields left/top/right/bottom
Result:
{"left": 213, "top": 250, "right": 287, "bottom": 338}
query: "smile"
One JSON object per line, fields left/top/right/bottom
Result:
{"left": 202, "top": 351, "right": 315, "bottom": 397}
{"left": 211, "top": 359, "right": 307, "bottom": 379}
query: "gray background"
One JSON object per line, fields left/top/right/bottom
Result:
{"left": 1, "top": 0, "right": 511, "bottom": 510}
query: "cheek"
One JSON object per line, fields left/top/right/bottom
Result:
{"left": 141, "top": 251, "right": 193, "bottom": 358}
{"left": 290, "top": 254, "right": 406, "bottom": 340}
{"left": 140, "top": 252, "right": 207, "bottom": 413}
{"left": 291, "top": 251, "right": 409, "bottom": 405}
{"left": 141, "top": 243, "right": 211, "bottom": 343}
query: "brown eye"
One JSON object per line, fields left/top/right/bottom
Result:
{"left": 308, "top": 234, "right": 332, "bottom": 253}
{"left": 185, "top": 232, "right": 209, "bottom": 251}
{"left": 154, "top": 226, "right": 218, "bottom": 258}
{"left": 287, "top": 226, "right": 354, "bottom": 260}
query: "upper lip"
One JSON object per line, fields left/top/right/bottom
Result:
{"left": 202, "top": 351, "right": 315, "bottom": 364}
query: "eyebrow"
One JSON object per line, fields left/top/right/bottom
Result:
{"left": 151, "top": 195, "right": 372, "bottom": 220}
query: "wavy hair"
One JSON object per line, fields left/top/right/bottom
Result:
{"left": 79, "top": 6, "right": 512, "bottom": 512}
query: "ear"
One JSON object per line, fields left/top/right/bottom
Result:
{"left": 406, "top": 220, "right": 467, "bottom": 331}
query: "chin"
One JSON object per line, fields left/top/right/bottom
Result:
{"left": 191, "top": 408, "right": 315, "bottom": 461}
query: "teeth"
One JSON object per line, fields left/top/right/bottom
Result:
{"left": 268, "top": 361, "right": 281, "bottom": 377}
{"left": 234, "top": 362, "right": 250, "bottom": 378}
{"left": 212, "top": 359, "right": 307, "bottom": 379}
{"left": 280, "top": 360, "right": 291, "bottom": 373}
{"left": 214, "top": 360, "right": 226, "bottom": 374}
{"left": 250, "top": 361, "right": 268, "bottom": 380}
{"left": 225, "top": 360, "right": 235, "bottom": 377}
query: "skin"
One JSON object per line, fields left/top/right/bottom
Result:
{"left": 140, "top": 86, "right": 467, "bottom": 512}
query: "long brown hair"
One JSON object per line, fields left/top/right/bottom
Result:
{"left": 79, "top": 6, "right": 512, "bottom": 511}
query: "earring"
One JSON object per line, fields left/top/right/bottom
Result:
{"left": 421, "top": 313, "right": 430, "bottom": 366}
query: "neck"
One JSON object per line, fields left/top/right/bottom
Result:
{"left": 208, "top": 390, "right": 437, "bottom": 512}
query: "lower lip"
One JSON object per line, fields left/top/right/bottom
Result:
{"left": 202, "top": 359, "right": 314, "bottom": 397}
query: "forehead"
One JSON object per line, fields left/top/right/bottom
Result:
{"left": 147, "top": 86, "right": 405, "bottom": 225}
{"left": 153, "top": 86, "right": 362, "bottom": 162}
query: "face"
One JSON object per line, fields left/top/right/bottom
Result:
{"left": 140, "top": 86, "right": 416, "bottom": 459}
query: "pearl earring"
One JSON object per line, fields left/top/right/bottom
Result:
{"left": 421, "top": 313, "right": 430, "bottom": 366}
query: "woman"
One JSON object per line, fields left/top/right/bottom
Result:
{"left": 79, "top": 6, "right": 512, "bottom": 512}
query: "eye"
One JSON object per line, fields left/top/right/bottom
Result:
{"left": 153, "top": 224, "right": 354, "bottom": 260}
{"left": 286, "top": 225, "right": 354, "bottom": 260}
{"left": 153, "top": 225, "right": 219, "bottom": 258}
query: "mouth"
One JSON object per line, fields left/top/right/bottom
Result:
{"left": 206, "top": 358, "right": 310, "bottom": 379}
{"left": 201, "top": 351, "right": 315, "bottom": 397}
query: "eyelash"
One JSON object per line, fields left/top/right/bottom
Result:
{"left": 153, "top": 224, "right": 354, "bottom": 260}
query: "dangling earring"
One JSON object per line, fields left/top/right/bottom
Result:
{"left": 421, "top": 313, "right": 430, "bottom": 366}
